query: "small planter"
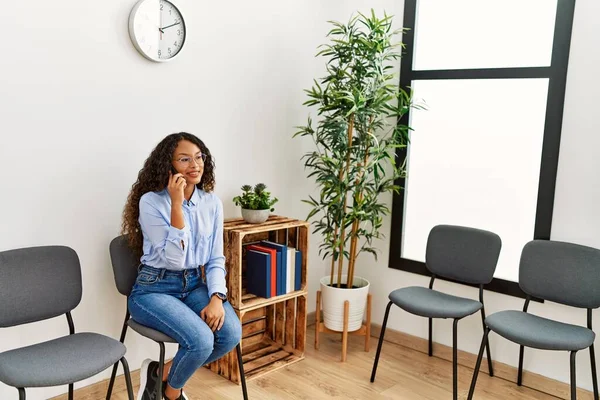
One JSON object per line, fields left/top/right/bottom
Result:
{"left": 320, "top": 275, "right": 370, "bottom": 332}
{"left": 241, "top": 208, "right": 270, "bottom": 224}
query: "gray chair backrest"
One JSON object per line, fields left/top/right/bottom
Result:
{"left": 425, "top": 225, "right": 502, "bottom": 285}
{"left": 519, "top": 240, "right": 600, "bottom": 309}
{"left": 0, "top": 246, "right": 82, "bottom": 328}
{"left": 109, "top": 235, "right": 140, "bottom": 297}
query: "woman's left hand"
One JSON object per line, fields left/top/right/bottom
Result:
{"left": 200, "top": 296, "right": 225, "bottom": 332}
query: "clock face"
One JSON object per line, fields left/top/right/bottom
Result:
{"left": 128, "top": 0, "right": 186, "bottom": 62}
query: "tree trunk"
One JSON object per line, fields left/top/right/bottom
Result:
{"left": 335, "top": 115, "right": 355, "bottom": 288}
{"left": 347, "top": 118, "right": 374, "bottom": 288}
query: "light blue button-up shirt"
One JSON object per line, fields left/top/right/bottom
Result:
{"left": 138, "top": 187, "right": 227, "bottom": 298}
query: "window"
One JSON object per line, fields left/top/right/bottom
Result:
{"left": 389, "top": 0, "right": 576, "bottom": 298}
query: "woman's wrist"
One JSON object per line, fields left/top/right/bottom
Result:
{"left": 210, "top": 293, "right": 225, "bottom": 303}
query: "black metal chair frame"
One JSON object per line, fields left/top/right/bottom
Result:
{"left": 468, "top": 295, "right": 599, "bottom": 400}
{"left": 371, "top": 275, "right": 493, "bottom": 400}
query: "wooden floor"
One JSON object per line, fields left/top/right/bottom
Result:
{"left": 72, "top": 328, "right": 558, "bottom": 400}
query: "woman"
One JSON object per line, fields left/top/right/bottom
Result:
{"left": 122, "top": 132, "right": 241, "bottom": 400}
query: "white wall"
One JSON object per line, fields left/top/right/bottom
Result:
{"left": 0, "top": 0, "right": 401, "bottom": 398}
{"left": 362, "top": 0, "right": 600, "bottom": 391}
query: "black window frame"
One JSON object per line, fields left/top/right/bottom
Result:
{"left": 388, "top": 0, "right": 576, "bottom": 300}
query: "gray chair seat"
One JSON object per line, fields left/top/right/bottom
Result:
{"left": 0, "top": 333, "right": 126, "bottom": 388}
{"left": 128, "top": 319, "right": 176, "bottom": 343}
{"left": 486, "top": 310, "right": 596, "bottom": 351}
{"left": 389, "top": 286, "right": 482, "bottom": 319}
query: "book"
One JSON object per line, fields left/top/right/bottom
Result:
{"left": 246, "top": 250, "right": 271, "bottom": 298}
{"left": 260, "top": 241, "right": 288, "bottom": 295}
{"left": 247, "top": 244, "right": 278, "bottom": 297}
{"left": 295, "top": 249, "right": 302, "bottom": 291}
{"left": 286, "top": 247, "right": 294, "bottom": 293}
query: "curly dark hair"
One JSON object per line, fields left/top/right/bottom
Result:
{"left": 121, "top": 132, "right": 216, "bottom": 259}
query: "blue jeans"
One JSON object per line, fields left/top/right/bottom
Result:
{"left": 128, "top": 265, "right": 241, "bottom": 389}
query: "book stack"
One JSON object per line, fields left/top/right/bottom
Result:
{"left": 245, "top": 241, "right": 302, "bottom": 298}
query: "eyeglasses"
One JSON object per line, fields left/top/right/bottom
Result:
{"left": 173, "top": 154, "right": 207, "bottom": 165}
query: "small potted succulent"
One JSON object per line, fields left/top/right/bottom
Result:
{"left": 233, "top": 183, "right": 278, "bottom": 224}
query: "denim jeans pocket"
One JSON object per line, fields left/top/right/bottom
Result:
{"left": 136, "top": 269, "right": 160, "bottom": 286}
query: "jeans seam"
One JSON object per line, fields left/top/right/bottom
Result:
{"left": 129, "top": 297, "right": 192, "bottom": 350}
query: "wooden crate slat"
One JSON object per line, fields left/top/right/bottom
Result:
{"left": 241, "top": 343, "right": 282, "bottom": 364}
{"left": 285, "top": 298, "right": 296, "bottom": 348}
{"left": 245, "top": 354, "right": 303, "bottom": 380}
{"left": 224, "top": 215, "right": 289, "bottom": 227}
{"left": 240, "top": 289, "right": 306, "bottom": 311}
{"left": 241, "top": 221, "right": 309, "bottom": 235}
{"left": 298, "top": 226, "right": 308, "bottom": 291}
{"left": 295, "top": 295, "right": 307, "bottom": 354}
{"left": 243, "top": 338, "right": 273, "bottom": 355}
{"left": 230, "top": 344, "right": 239, "bottom": 383}
{"left": 274, "top": 302, "right": 285, "bottom": 345}
{"left": 244, "top": 349, "right": 291, "bottom": 373}
{"left": 225, "top": 216, "right": 297, "bottom": 232}
{"left": 242, "top": 318, "right": 266, "bottom": 337}
{"left": 242, "top": 307, "right": 267, "bottom": 322}
{"left": 228, "top": 233, "right": 242, "bottom": 308}
{"left": 265, "top": 303, "right": 274, "bottom": 341}
{"left": 241, "top": 231, "right": 270, "bottom": 244}
{"left": 243, "top": 332, "right": 266, "bottom": 349}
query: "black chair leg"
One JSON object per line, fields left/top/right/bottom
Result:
{"left": 370, "top": 301, "right": 393, "bottom": 383}
{"left": 571, "top": 351, "right": 578, "bottom": 400}
{"left": 18, "top": 388, "right": 25, "bottom": 400}
{"left": 156, "top": 341, "right": 166, "bottom": 399}
{"left": 236, "top": 343, "right": 249, "bottom": 400}
{"left": 517, "top": 345, "right": 525, "bottom": 385}
{"left": 68, "top": 383, "right": 74, "bottom": 400}
{"left": 480, "top": 309, "right": 493, "bottom": 377}
{"left": 452, "top": 319, "right": 459, "bottom": 400}
{"left": 428, "top": 317, "right": 433, "bottom": 357}
{"left": 467, "top": 327, "right": 489, "bottom": 400}
{"left": 120, "top": 357, "right": 135, "bottom": 400}
{"left": 591, "top": 344, "right": 599, "bottom": 400}
{"left": 106, "top": 313, "right": 130, "bottom": 399}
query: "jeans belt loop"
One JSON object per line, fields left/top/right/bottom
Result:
{"left": 159, "top": 268, "right": 166, "bottom": 279}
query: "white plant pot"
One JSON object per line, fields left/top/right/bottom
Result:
{"left": 320, "top": 275, "right": 370, "bottom": 332}
{"left": 241, "top": 208, "right": 270, "bottom": 224}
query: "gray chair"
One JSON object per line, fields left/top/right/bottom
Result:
{"left": 0, "top": 246, "right": 134, "bottom": 400}
{"left": 370, "top": 225, "right": 501, "bottom": 400}
{"left": 105, "top": 235, "right": 249, "bottom": 400}
{"left": 468, "top": 240, "right": 600, "bottom": 400}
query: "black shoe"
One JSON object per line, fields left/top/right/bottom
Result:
{"left": 163, "top": 391, "right": 189, "bottom": 400}
{"left": 137, "top": 358, "right": 160, "bottom": 400}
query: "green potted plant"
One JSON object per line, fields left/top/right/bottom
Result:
{"left": 233, "top": 183, "right": 279, "bottom": 224}
{"left": 294, "top": 10, "right": 421, "bottom": 332}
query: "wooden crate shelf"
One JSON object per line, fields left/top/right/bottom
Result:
{"left": 205, "top": 215, "right": 309, "bottom": 384}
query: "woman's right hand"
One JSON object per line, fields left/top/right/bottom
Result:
{"left": 168, "top": 172, "right": 186, "bottom": 206}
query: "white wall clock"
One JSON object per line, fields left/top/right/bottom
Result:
{"left": 128, "top": 0, "right": 186, "bottom": 62}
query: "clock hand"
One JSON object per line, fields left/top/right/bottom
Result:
{"left": 160, "top": 22, "right": 180, "bottom": 30}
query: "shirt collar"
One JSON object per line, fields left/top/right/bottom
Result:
{"left": 187, "top": 186, "right": 202, "bottom": 206}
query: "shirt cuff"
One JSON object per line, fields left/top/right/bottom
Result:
{"left": 207, "top": 269, "right": 227, "bottom": 299}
